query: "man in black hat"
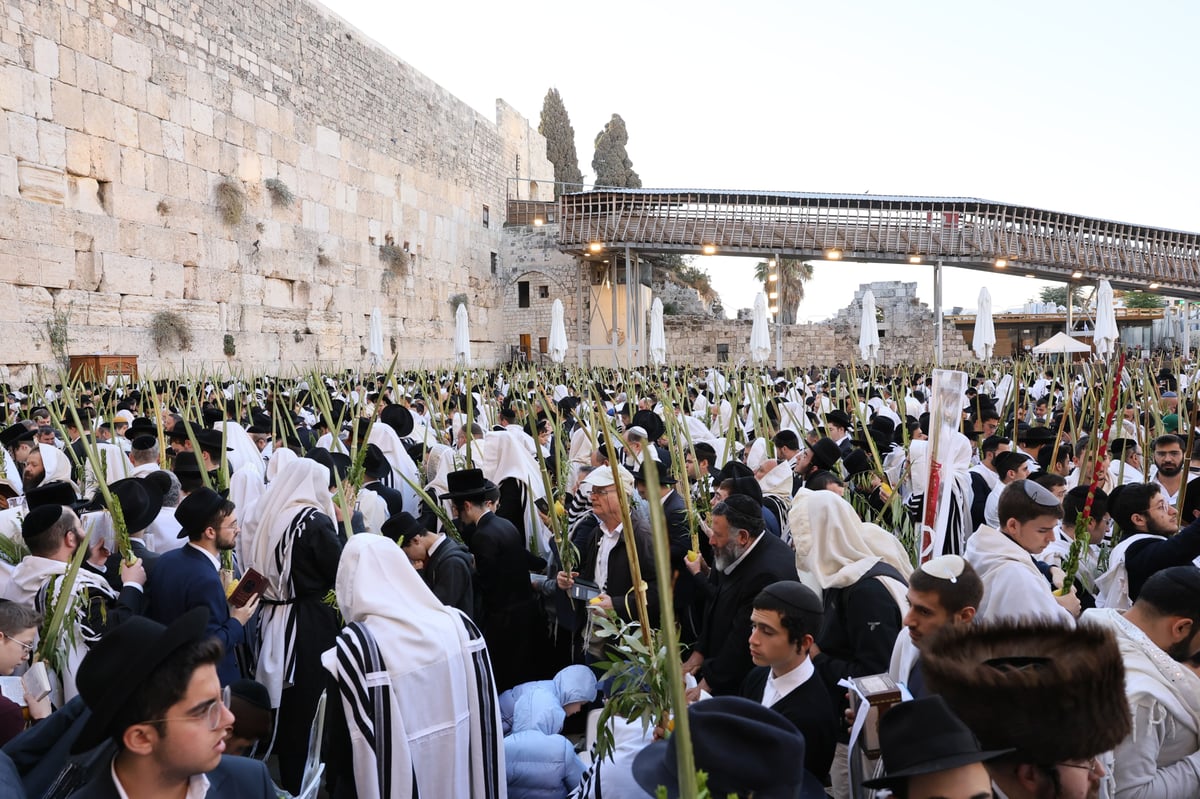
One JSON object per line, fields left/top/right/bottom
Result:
{"left": 442, "top": 468, "right": 537, "bottom": 690}
{"left": 742, "top": 581, "right": 837, "bottom": 785}
{"left": 69, "top": 608, "right": 276, "bottom": 798}
{"left": 360, "top": 442, "right": 406, "bottom": 517}
{"left": 825, "top": 409, "right": 854, "bottom": 458}
{"left": 146, "top": 488, "right": 259, "bottom": 686}
{"left": 862, "top": 696, "right": 1010, "bottom": 799}
{"left": 632, "top": 695, "right": 825, "bottom": 799}
{"left": 386, "top": 511, "right": 476, "bottom": 619}
{"left": 95, "top": 477, "right": 164, "bottom": 590}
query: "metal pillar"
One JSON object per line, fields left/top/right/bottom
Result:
{"left": 624, "top": 246, "right": 633, "bottom": 367}
{"left": 774, "top": 255, "right": 783, "bottom": 372}
{"left": 576, "top": 258, "right": 585, "bottom": 367}
{"left": 610, "top": 259, "right": 619, "bottom": 366}
{"left": 934, "top": 260, "right": 944, "bottom": 366}
{"left": 1066, "top": 286, "right": 1073, "bottom": 335}
{"left": 1184, "top": 301, "right": 1192, "bottom": 361}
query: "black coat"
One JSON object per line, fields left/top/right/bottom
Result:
{"left": 422, "top": 536, "right": 476, "bottom": 620}
{"left": 576, "top": 509, "right": 659, "bottom": 625}
{"left": 469, "top": 511, "right": 539, "bottom": 691}
{"left": 363, "top": 480, "right": 407, "bottom": 517}
{"left": 695, "top": 533, "right": 798, "bottom": 695}
{"left": 742, "top": 666, "right": 838, "bottom": 784}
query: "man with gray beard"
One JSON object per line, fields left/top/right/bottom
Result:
{"left": 682, "top": 494, "right": 799, "bottom": 696}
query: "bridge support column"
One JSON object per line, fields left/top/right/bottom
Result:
{"left": 625, "top": 246, "right": 633, "bottom": 367}
{"left": 1066, "top": 292, "right": 1073, "bottom": 336}
{"left": 934, "top": 260, "right": 944, "bottom": 366}
{"left": 611, "top": 258, "right": 619, "bottom": 365}
{"left": 1185, "top": 301, "right": 1192, "bottom": 362}
{"left": 774, "top": 254, "right": 783, "bottom": 372}
{"left": 577, "top": 258, "right": 585, "bottom": 367}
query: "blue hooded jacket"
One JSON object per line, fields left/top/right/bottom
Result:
{"left": 498, "top": 664, "right": 597, "bottom": 734}
{"left": 504, "top": 690, "right": 584, "bottom": 799}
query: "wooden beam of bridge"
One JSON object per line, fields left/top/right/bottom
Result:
{"left": 554, "top": 189, "right": 1200, "bottom": 300}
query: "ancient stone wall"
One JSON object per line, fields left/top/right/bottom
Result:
{"left": 499, "top": 223, "right": 585, "bottom": 365}
{"left": 0, "top": 0, "right": 552, "bottom": 381}
{"left": 662, "top": 281, "right": 972, "bottom": 367}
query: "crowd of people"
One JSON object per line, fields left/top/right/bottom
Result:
{"left": 0, "top": 358, "right": 1194, "bottom": 798}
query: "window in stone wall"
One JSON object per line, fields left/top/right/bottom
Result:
{"left": 518, "top": 281, "right": 530, "bottom": 308}
{"left": 538, "top": 285, "right": 549, "bottom": 299}
{"left": 539, "top": 337, "right": 548, "bottom": 354}
{"left": 717, "top": 344, "right": 729, "bottom": 362}
{"left": 482, "top": 204, "right": 490, "bottom": 228}
{"left": 491, "top": 252, "right": 498, "bottom": 275}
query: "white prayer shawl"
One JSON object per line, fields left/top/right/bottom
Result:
{"left": 778, "top": 401, "right": 808, "bottom": 435}
{"left": 129, "top": 462, "right": 160, "bottom": 478}
{"left": 358, "top": 488, "right": 388, "bottom": 535}
{"left": 83, "top": 442, "right": 133, "bottom": 499}
{"left": 1094, "top": 533, "right": 1161, "bottom": 611}
{"left": 1085, "top": 608, "right": 1200, "bottom": 798}
{"left": 425, "top": 444, "right": 457, "bottom": 523}
{"left": 3, "top": 450, "right": 23, "bottom": 496}
{"left": 4, "top": 554, "right": 118, "bottom": 702}
{"left": 144, "top": 506, "right": 186, "bottom": 554}
{"left": 245, "top": 459, "right": 336, "bottom": 707}
{"left": 36, "top": 443, "right": 75, "bottom": 487}
{"left": 315, "top": 431, "right": 349, "bottom": 455}
{"left": 482, "top": 431, "right": 549, "bottom": 549}
{"left": 228, "top": 465, "right": 265, "bottom": 530}
{"left": 745, "top": 437, "right": 768, "bottom": 473}
{"left": 789, "top": 490, "right": 911, "bottom": 613}
{"left": 887, "top": 628, "right": 921, "bottom": 690}
{"left": 367, "top": 424, "right": 421, "bottom": 514}
{"left": 266, "top": 447, "right": 298, "bottom": 484}
{"left": 321, "top": 534, "right": 506, "bottom": 799}
{"left": 215, "top": 421, "right": 263, "bottom": 477}
{"left": 964, "top": 525, "right": 1074, "bottom": 625}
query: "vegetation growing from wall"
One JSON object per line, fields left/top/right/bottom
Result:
{"left": 214, "top": 179, "right": 246, "bottom": 226}
{"left": 149, "top": 311, "right": 193, "bottom": 351}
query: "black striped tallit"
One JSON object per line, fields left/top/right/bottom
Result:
{"left": 459, "top": 612, "right": 504, "bottom": 799}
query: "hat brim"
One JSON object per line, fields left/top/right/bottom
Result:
{"left": 72, "top": 607, "right": 210, "bottom": 753}
{"left": 862, "top": 747, "right": 1014, "bottom": 788}
{"left": 439, "top": 479, "right": 498, "bottom": 501}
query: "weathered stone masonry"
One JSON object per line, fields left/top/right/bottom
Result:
{"left": 0, "top": 0, "right": 552, "bottom": 381}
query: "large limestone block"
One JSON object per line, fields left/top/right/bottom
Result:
{"left": 99, "top": 253, "right": 155, "bottom": 295}
{"left": 64, "top": 129, "right": 91, "bottom": 175}
{"left": 0, "top": 155, "right": 16, "bottom": 198}
{"left": 111, "top": 34, "right": 151, "bottom": 79}
{"left": 8, "top": 113, "right": 38, "bottom": 162}
{"left": 263, "top": 277, "right": 293, "bottom": 308}
{"left": 17, "top": 161, "right": 65, "bottom": 205}
{"left": 51, "top": 82, "right": 84, "bottom": 132}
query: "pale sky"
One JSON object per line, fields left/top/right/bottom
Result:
{"left": 322, "top": 0, "right": 1200, "bottom": 320}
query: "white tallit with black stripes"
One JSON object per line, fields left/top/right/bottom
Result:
{"left": 322, "top": 534, "right": 506, "bottom": 798}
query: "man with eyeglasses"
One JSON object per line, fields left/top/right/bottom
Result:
{"left": 965, "top": 479, "right": 1080, "bottom": 624}
{"left": 69, "top": 608, "right": 276, "bottom": 798}
{"left": 1096, "top": 483, "right": 1200, "bottom": 610}
{"left": 1084, "top": 567, "right": 1200, "bottom": 798}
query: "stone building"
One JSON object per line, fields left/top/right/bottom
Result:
{"left": 1, "top": 0, "right": 552, "bottom": 382}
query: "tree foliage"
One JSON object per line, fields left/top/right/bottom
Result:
{"left": 538, "top": 88, "right": 583, "bottom": 197}
{"left": 1119, "top": 291, "right": 1166, "bottom": 309}
{"left": 592, "top": 114, "right": 641, "bottom": 188}
{"left": 1038, "top": 285, "right": 1086, "bottom": 307}
{"left": 752, "top": 259, "right": 813, "bottom": 325}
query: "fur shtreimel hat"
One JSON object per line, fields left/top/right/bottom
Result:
{"left": 922, "top": 620, "right": 1131, "bottom": 765}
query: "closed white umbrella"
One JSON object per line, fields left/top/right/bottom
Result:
{"left": 1094, "top": 279, "right": 1118, "bottom": 358}
{"left": 649, "top": 297, "right": 666, "bottom": 365}
{"left": 549, "top": 299, "right": 568, "bottom": 363}
{"left": 858, "top": 289, "right": 880, "bottom": 362}
{"left": 367, "top": 307, "right": 384, "bottom": 368}
{"left": 973, "top": 287, "right": 996, "bottom": 360}
{"left": 454, "top": 303, "right": 471, "bottom": 365}
{"left": 750, "top": 292, "right": 771, "bottom": 364}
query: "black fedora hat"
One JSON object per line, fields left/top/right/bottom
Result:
{"left": 362, "top": 443, "right": 390, "bottom": 480}
{"left": 843, "top": 448, "right": 873, "bottom": 478}
{"left": 171, "top": 451, "right": 205, "bottom": 476}
{"left": 631, "top": 409, "right": 665, "bottom": 442}
{"left": 863, "top": 696, "right": 1012, "bottom": 789}
{"left": 809, "top": 437, "right": 842, "bottom": 471}
{"left": 124, "top": 417, "right": 159, "bottom": 440}
{"left": 24, "top": 479, "right": 82, "bottom": 511}
{"left": 91, "top": 477, "right": 164, "bottom": 534}
{"left": 0, "top": 423, "right": 34, "bottom": 449}
{"left": 825, "top": 409, "right": 853, "bottom": 430}
{"left": 193, "top": 428, "right": 233, "bottom": 456}
{"left": 380, "top": 511, "right": 427, "bottom": 545}
{"left": 440, "top": 468, "right": 496, "bottom": 501}
{"left": 631, "top": 464, "right": 676, "bottom": 485}
{"left": 1019, "top": 426, "right": 1057, "bottom": 445}
{"left": 380, "top": 404, "right": 414, "bottom": 438}
{"left": 633, "top": 696, "right": 825, "bottom": 799}
{"left": 72, "top": 607, "right": 210, "bottom": 753}
{"left": 174, "top": 486, "right": 226, "bottom": 539}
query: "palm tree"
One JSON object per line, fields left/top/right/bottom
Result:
{"left": 752, "top": 259, "right": 813, "bottom": 325}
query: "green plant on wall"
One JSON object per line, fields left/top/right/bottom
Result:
{"left": 264, "top": 177, "right": 294, "bottom": 208}
{"left": 214, "top": 178, "right": 246, "bottom": 226}
{"left": 46, "top": 305, "right": 71, "bottom": 373}
{"left": 223, "top": 334, "right": 236, "bottom": 357}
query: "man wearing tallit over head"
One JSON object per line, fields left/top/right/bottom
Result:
{"left": 244, "top": 457, "right": 343, "bottom": 795}
{"left": 321, "top": 534, "right": 507, "bottom": 799}
{"left": 789, "top": 489, "right": 913, "bottom": 799}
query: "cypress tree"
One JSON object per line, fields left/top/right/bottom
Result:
{"left": 591, "top": 113, "right": 641, "bottom": 189}
{"left": 538, "top": 88, "right": 583, "bottom": 197}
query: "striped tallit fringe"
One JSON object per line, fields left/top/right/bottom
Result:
{"left": 459, "top": 612, "right": 504, "bottom": 798}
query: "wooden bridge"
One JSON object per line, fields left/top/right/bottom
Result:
{"left": 550, "top": 189, "right": 1200, "bottom": 300}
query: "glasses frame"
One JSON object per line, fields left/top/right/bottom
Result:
{"left": 1, "top": 633, "right": 34, "bottom": 656}
{"left": 138, "top": 684, "right": 231, "bottom": 732}
{"left": 1057, "top": 757, "right": 1100, "bottom": 775}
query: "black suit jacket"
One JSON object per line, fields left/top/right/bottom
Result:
{"left": 70, "top": 754, "right": 277, "bottom": 798}
{"left": 101, "top": 539, "right": 158, "bottom": 594}
{"left": 742, "top": 665, "right": 838, "bottom": 783}
{"left": 577, "top": 509, "right": 659, "bottom": 624}
{"left": 423, "top": 537, "right": 476, "bottom": 619}
{"left": 363, "top": 481, "right": 407, "bottom": 517}
{"left": 695, "top": 533, "right": 799, "bottom": 695}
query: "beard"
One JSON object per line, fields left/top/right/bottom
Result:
{"left": 712, "top": 538, "right": 749, "bottom": 571}
{"left": 1157, "top": 461, "right": 1184, "bottom": 478}
{"left": 21, "top": 468, "right": 44, "bottom": 489}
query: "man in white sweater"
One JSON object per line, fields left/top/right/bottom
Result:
{"left": 1084, "top": 566, "right": 1200, "bottom": 798}
{"left": 965, "top": 479, "right": 1079, "bottom": 624}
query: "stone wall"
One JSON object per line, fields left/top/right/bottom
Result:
{"left": 0, "top": 0, "right": 552, "bottom": 381}
{"left": 499, "top": 223, "right": 585, "bottom": 364}
{"left": 662, "top": 281, "right": 973, "bottom": 367}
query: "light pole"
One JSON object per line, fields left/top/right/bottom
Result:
{"left": 769, "top": 256, "right": 782, "bottom": 371}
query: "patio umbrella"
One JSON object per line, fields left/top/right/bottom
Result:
{"left": 1031, "top": 331, "right": 1092, "bottom": 355}
{"left": 549, "top": 299, "right": 568, "bottom": 363}
{"left": 750, "top": 292, "right": 771, "bottom": 364}
{"left": 858, "top": 289, "right": 880, "bottom": 362}
{"left": 649, "top": 297, "right": 666, "bottom": 365}
{"left": 973, "top": 287, "right": 996, "bottom": 360}
{"left": 454, "top": 303, "right": 471, "bottom": 365}
{"left": 1094, "top": 279, "right": 1118, "bottom": 358}
{"left": 367, "top": 307, "right": 384, "bottom": 368}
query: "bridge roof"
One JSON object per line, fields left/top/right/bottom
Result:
{"left": 554, "top": 188, "right": 1200, "bottom": 299}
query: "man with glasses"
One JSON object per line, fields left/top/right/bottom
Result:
{"left": 1084, "top": 567, "right": 1200, "bottom": 797}
{"left": 69, "top": 607, "right": 276, "bottom": 798}
{"left": 965, "top": 479, "right": 1080, "bottom": 623}
{"left": 146, "top": 488, "right": 260, "bottom": 686}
